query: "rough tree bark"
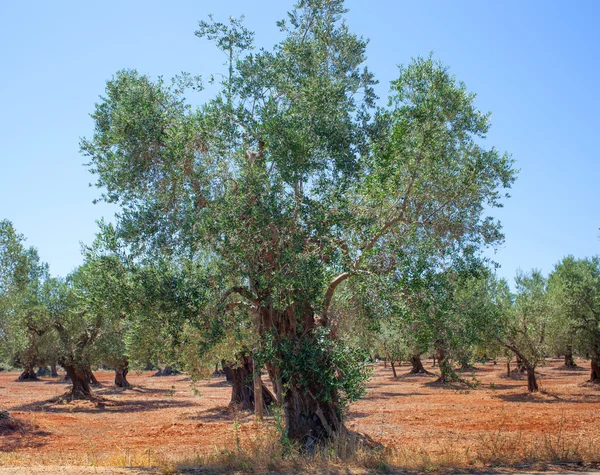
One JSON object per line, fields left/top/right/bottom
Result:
{"left": 114, "top": 359, "right": 131, "bottom": 388}
{"left": 408, "top": 355, "right": 430, "bottom": 374}
{"left": 85, "top": 367, "right": 100, "bottom": 386}
{"left": 515, "top": 355, "right": 526, "bottom": 373}
{"left": 435, "top": 344, "right": 452, "bottom": 384}
{"left": 260, "top": 304, "right": 343, "bottom": 446}
{"left": 17, "top": 365, "right": 38, "bottom": 382}
{"left": 525, "top": 363, "right": 539, "bottom": 392}
{"left": 590, "top": 356, "right": 600, "bottom": 383}
{"left": 564, "top": 346, "right": 576, "bottom": 367}
{"left": 63, "top": 364, "right": 92, "bottom": 399}
{"left": 224, "top": 355, "right": 274, "bottom": 411}
{"left": 51, "top": 363, "right": 58, "bottom": 378}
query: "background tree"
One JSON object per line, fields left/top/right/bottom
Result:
{"left": 549, "top": 256, "right": 600, "bottom": 382}
{"left": 497, "top": 269, "right": 549, "bottom": 392}
{"left": 0, "top": 220, "right": 53, "bottom": 381}
{"left": 81, "top": 0, "right": 515, "bottom": 443}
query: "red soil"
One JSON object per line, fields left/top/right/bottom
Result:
{"left": 1, "top": 359, "right": 599, "bottom": 466}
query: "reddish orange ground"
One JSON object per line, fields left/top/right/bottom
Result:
{"left": 1, "top": 359, "right": 599, "bottom": 467}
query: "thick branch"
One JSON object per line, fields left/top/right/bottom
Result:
{"left": 321, "top": 272, "right": 352, "bottom": 324}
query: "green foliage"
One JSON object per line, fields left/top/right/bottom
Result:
{"left": 80, "top": 0, "right": 515, "bottom": 434}
{"left": 548, "top": 256, "right": 600, "bottom": 363}
{"left": 259, "top": 327, "right": 371, "bottom": 408}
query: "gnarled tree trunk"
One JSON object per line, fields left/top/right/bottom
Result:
{"left": 225, "top": 354, "right": 274, "bottom": 411}
{"left": 590, "top": 357, "right": 600, "bottom": 383}
{"left": 435, "top": 343, "right": 452, "bottom": 384}
{"left": 114, "top": 359, "right": 131, "bottom": 388}
{"left": 254, "top": 303, "right": 345, "bottom": 446}
{"left": 17, "top": 365, "right": 38, "bottom": 381}
{"left": 51, "top": 363, "right": 59, "bottom": 378}
{"left": 516, "top": 355, "right": 526, "bottom": 373}
{"left": 525, "top": 364, "right": 539, "bottom": 392}
{"left": 564, "top": 346, "right": 576, "bottom": 367}
{"left": 408, "top": 355, "right": 429, "bottom": 374}
{"left": 63, "top": 364, "right": 92, "bottom": 399}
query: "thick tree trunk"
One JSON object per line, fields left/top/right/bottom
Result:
{"left": 590, "top": 358, "right": 600, "bottom": 383}
{"left": 390, "top": 360, "right": 398, "bottom": 378}
{"left": 564, "top": 347, "right": 576, "bottom": 367}
{"left": 51, "top": 363, "right": 58, "bottom": 378}
{"left": 284, "top": 383, "right": 341, "bottom": 448}
{"left": 408, "top": 355, "right": 429, "bottom": 374}
{"left": 516, "top": 355, "right": 526, "bottom": 373}
{"left": 435, "top": 344, "right": 452, "bottom": 384}
{"left": 17, "top": 365, "right": 38, "bottom": 381}
{"left": 63, "top": 364, "right": 92, "bottom": 399}
{"left": 526, "top": 365, "right": 539, "bottom": 392}
{"left": 256, "top": 303, "right": 346, "bottom": 446}
{"left": 114, "top": 359, "right": 131, "bottom": 388}
{"left": 226, "top": 355, "right": 274, "bottom": 411}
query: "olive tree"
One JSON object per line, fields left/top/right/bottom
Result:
{"left": 81, "top": 0, "right": 515, "bottom": 443}
{"left": 549, "top": 256, "right": 600, "bottom": 382}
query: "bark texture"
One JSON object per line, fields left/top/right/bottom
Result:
{"left": 590, "top": 358, "right": 600, "bottom": 383}
{"left": 526, "top": 365, "right": 539, "bottom": 392}
{"left": 225, "top": 355, "right": 274, "bottom": 411}
{"left": 63, "top": 364, "right": 92, "bottom": 399}
{"left": 435, "top": 344, "right": 452, "bottom": 384}
{"left": 564, "top": 347, "right": 576, "bottom": 367}
{"left": 17, "top": 366, "right": 38, "bottom": 382}
{"left": 114, "top": 359, "right": 131, "bottom": 388}
{"left": 408, "top": 355, "right": 430, "bottom": 374}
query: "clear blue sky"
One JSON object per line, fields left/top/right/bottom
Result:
{"left": 1, "top": 1, "right": 598, "bottom": 282}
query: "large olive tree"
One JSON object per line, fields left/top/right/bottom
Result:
{"left": 81, "top": 0, "right": 515, "bottom": 443}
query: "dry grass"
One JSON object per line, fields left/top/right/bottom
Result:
{"left": 96, "top": 411, "right": 599, "bottom": 474}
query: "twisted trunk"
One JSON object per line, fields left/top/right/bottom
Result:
{"left": 51, "top": 363, "right": 58, "bottom": 378}
{"left": 17, "top": 365, "right": 38, "bottom": 381}
{"left": 63, "top": 364, "right": 92, "bottom": 399}
{"left": 564, "top": 347, "right": 576, "bottom": 367}
{"left": 591, "top": 357, "right": 600, "bottom": 383}
{"left": 114, "top": 359, "right": 131, "bottom": 388}
{"left": 225, "top": 355, "right": 274, "bottom": 411}
{"left": 258, "top": 304, "right": 343, "bottom": 446}
{"left": 435, "top": 343, "right": 452, "bottom": 384}
{"left": 408, "top": 355, "right": 429, "bottom": 374}
{"left": 516, "top": 355, "right": 526, "bottom": 373}
{"left": 526, "top": 364, "right": 539, "bottom": 392}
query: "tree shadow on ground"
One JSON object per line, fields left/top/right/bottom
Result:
{"left": 0, "top": 415, "right": 51, "bottom": 452}
{"left": 422, "top": 379, "right": 476, "bottom": 390}
{"left": 552, "top": 365, "right": 588, "bottom": 372}
{"left": 493, "top": 391, "right": 600, "bottom": 404}
{"left": 188, "top": 405, "right": 254, "bottom": 423}
{"left": 92, "top": 386, "right": 175, "bottom": 397}
{"left": 205, "top": 379, "right": 231, "bottom": 388}
{"left": 362, "top": 391, "right": 427, "bottom": 401}
{"left": 0, "top": 429, "right": 51, "bottom": 452}
{"left": 10, "top": 395, "right": 199, "bottom": 415}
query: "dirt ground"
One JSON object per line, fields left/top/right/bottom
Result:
{"left": 1, "top": 359, "right": 599, "bottom": 469}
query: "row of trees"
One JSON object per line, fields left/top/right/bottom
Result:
{"left": 1, "top": 0, "right": 597, "bottom": 448}
{"left": 365, "top": 257, "right": 600, "bottom": 392}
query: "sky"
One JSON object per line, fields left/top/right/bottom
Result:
{"left": 1, "top": 1, "right": 599, "bottom": 283}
